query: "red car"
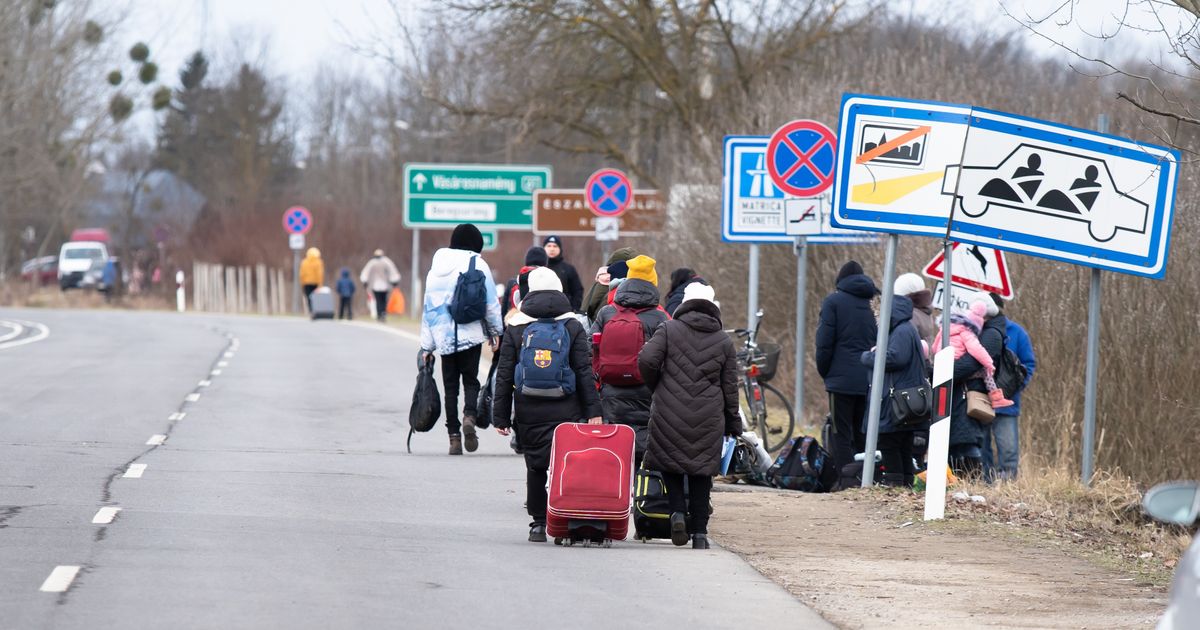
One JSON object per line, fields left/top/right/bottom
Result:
{"left": 20, "top": 256, "right": 58, "bottom": 284}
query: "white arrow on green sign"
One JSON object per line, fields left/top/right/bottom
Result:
{"left": 403, "top": 163, "right": 552, "bottom": 229}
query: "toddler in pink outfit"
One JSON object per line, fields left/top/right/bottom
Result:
{"left": 931, "top": 301, "right": 1014, "bottom": 408}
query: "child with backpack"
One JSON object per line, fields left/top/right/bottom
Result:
{"left": 932, "top": 300, "right": 1014, "bottom": 409}
{"left": 419, "top": 224, "right": 504, "bottom": 456}
{"left": 638, "top": 283, "right": 742, "bottom": 549}
{"left": 492, "top": 267, "right": 603, "bottom": 542}
{"left": 590, "top": 255, "right": 668, "bottom": 463}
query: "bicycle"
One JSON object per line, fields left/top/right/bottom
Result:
{"left": 727, "top": 309, "right": 795, "bottom": 453}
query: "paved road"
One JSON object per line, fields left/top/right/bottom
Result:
{"left": 0, "top": 308, "right": 831, "bottom": 629}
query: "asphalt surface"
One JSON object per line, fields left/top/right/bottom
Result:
{"left": 0, "top": 308, "right": 831, "bottom": 629}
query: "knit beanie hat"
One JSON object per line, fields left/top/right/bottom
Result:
{"left": 527, "top": 266, "right": 563, "bottom": 293}
{"left": 970, "top": 291, "right": 999, "bottom": 318}
{"left": 966, "top": 300, "right": 988, "bottom": 329}
{"left": 373, "top": 249, "right": 384, "bottom": 257}
{"left": 607, "top": 247, "right": 637, "bottom": 265}
{"left": 524, "top": 246, "right": 549, "bottom": 267}
{"left": 682, "top": 282, "right": 716, "bottom": 304}
{"left": 625, "top": 255, "right": 657, "bottom": 286}
{"left": 836, "top": 260, "right": 863, "bottom": 282}
{"left": 543, "top": 235, "right": 562, "bottom": 248}
{"left": 894, "top": 273, "right": 925, "bottom": 297}
{"left": 608, "top": 260, "right": 629, "bottom": 280}
{"left": 450, "top": 223, "right": 484, "bottom": 253}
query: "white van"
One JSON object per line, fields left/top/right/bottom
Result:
{"left": 58, "top": 241, "right": 109, "bottom": 289}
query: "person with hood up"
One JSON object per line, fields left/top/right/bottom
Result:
{"left": 298, "top": 247, "right": 324, "bottom": 312}
{"left": 492, "top": 267, "right": 602, "bottom": 543}
{"left": 542, "top": 235, "right": 584, "bottom": 312}
{"left": 584, "top": 247, "right": 637, "bottom": 322}
{"left": 336, "top": 267, "right": 356, "bottom": 319}
{"left": 502, "top": 246, "right": 549, "bottom": 321}
{"left": 419, "top": 224, "right": 504, "bottom": 456}
{"left": 815, "top": 260, "right": 879, "bottom": 485}
{"left": 663, "top": 268, "right": 709, "bottom": 317}
{"left": 894, "top": 273, "right": 937, "bottom": 347}
{"left": 860, "top": 293, "right": 929, "bottom": 487}
{"left": 360, "top": 249, "right": 401, "bottom": 322}
{"left": 947, "top": 292, "right": 1008, "bottom": 477}
{"left": 638, "top": 282, "right": 742, "bottom": 549}
{"left": 590, "top": 255, "right": 669, "bottom": 462}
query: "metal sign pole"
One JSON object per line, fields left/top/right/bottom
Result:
{"left": 862, "top": 233, "right": 899, "bottom": 487}
{"left": 410, "top": 229, "right": 421, "bottom": 320}
{"left": 793, "top": 236, "right": 808, "bottom": 422}
{"left": 1082, "top": 113, "right": 1109, "bottom": 485}
{"left": 291, "top": 248, "right": 301, "bottom": 314}
{"left": 747, "top": 244, "right": 760, "bottom": 328}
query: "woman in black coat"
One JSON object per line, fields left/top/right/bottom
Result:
{"left": 493, "top": 268, "right": 602, "bottom": 543}
{"left": 662, "top": 268, "right": 708, "bottom": 317}
{"left": 638, "top": 283, "right": 742, "bottom": 549}
{"left": 860, "top": 295, "right": 928, "bottom": 487}
{"left": 947, "top": 294, "right": 1007, "bottom": 477}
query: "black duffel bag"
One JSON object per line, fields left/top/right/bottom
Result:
{"left": 475, "top": 359, "right": 497, "bottom": 430}
{"left": 408, "top": 351, "right": 441, "bottom": 453}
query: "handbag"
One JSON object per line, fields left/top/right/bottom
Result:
{"left": 889, "top": 382, "right": 933, "bottom": 428}
{"left": 408, "top": 351, "right": 442, "bottom": 452}
{"left": 966, "top": 390, "right": 995, "bottom": 424}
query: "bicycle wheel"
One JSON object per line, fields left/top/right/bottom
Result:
{"left": 757, "top": 382, "right": 796, "bottom": 452}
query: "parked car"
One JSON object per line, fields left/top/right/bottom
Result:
{"left": 20, "top": 256, "right": 58, "bottom": 284}
{"left": 58, "top": 241, "right": 109, "bottom": 290}
{"left": 1142, "top": 481, "right": 1200, "bottom": 629}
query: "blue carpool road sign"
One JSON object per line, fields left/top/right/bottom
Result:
{"left": 831, "top": 93, "right": 1180, "bottom": 278}
{"left": 722, "top": 135, "right": 875, "bottom": 244}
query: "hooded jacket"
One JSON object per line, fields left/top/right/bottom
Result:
{"left": 859, "top": 295, "right": 928, "bottom": 434}
{"left": 547, "top": 246, "right": 584, "bottom": 312}
{"left": 336, "top": 268, "right": 356, "bottom": 298}
{"left": 590, "top": 279, "right": 670, "bottom": 454}
{"left": 360, "top": 255, "right": 400, "bottom": 293}
{"left": 815, "top": 269, "right": 878, "bottom": 395}
{"left": 419, "top": 248, "right": 503, "bottom": 356}
{"left": 949, "top": 313, "right": 1009, "bottom": 450}
{"left": 907, "top": 289, "right": 938, "bottom": 347}
{"left": 638, "top": 298, "right": 743, "bottom": 476}
{"left": 299, "top": 248, "right": 324, "bottom": 286}
{"left": 492, "top": 289, "right": 603, "bottom": 470}
{"left": 584, "top": 247, "right": 636, "bottom": 321}
{"left": 996, "top": 319, "right": 1036, "bottom": 417}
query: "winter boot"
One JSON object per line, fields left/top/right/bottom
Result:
{"left": 448, "top": 435, "right": 463, "bottom": 456}
{"left": 691, "top": 534, "right": 710, "bottom": 549}
{"left": 528, "top": 523, "right": 547, "bottom": 543}
{"left": 881, "top": 472, "right": 907, "bottom": 487}
{"left": 669, "top": 512, "right": 688, "bottom": 547}
{"left": 462, "top": 416, "right": 479, "bottom": 453}
{"left": 989, "top": 389, "right": 1015, "bottom": 409}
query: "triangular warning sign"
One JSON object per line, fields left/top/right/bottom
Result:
{"left": 922, "top": 242, "right": 1014, "bottom": 299}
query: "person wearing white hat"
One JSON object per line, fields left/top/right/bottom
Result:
{"left": 894, "top": 272, "right": 937, "bottom": 346}
{"left": 359, "top": 249, "right": 401, "bottom": 322}
{"left": 492, "top": 267, "right": 602, "bottom": 543}
{"left": 946, "top": 290, "right": 1008, "bottom": 477}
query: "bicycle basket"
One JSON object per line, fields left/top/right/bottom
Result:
{"left": 750, "top": 342, "right": 781, "bottom": 383}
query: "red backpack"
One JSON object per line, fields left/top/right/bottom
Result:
{"left": 596, "top": 305, "right": 649, "bottom": 386}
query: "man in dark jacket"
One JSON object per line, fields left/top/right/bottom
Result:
{"left": 492, "top": 267, "right": 602, "bottom": 543}
{"left": 815, "top": 260, "right": 878, "bottom": 483}
{"left": 663, "top": 268, "right": 709, "bottom": 317}
{"left": 502, "top": 246, "right": 548, "bottom": 320}
{"left": 860, "top": 295, "right": 928, "bottom": 487}
{"left": 638, "top": 282, "right": 742, "bottom": 549}
{"left": 542, "top": 235, "right": 584, "bottom": 312}
{"left": 948, "top": 292, "right": 1007, "bottom": 477}
{"left": 984, "top": 293, "right": 1035, "bottom": 481}
{"left": 591, "top": 255, "right": 669, "bottom": 462}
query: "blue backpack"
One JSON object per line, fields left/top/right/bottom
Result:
{"left": 449, "top": 256, "right": 488, "bottom": 325}
{"left": 515, "top": 319, "right": 576, "bottom": 399}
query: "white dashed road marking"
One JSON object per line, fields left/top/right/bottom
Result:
{"left": 39, "top": 566, "right": 80, "bottom": 592}
{"left": 185, "top": 394, "right": 201, "bottom": 402}
{"left": 146, "top": 434, "right": 166, "bottom": 445}
{"left": 168, "top": 412, "right": 185, "bottom": 421}
{"left": 224, "top": 352, "right": 234, "bottom": 358}
{"left": 217, "top": 361, "right": 228, "bottom": 368}
{"left": 123, "top": 464, "right": 147, "bottom": 479}
{"left": 91, "top": 507, "right": 122, "bottom": 524}
{"left": 210, "top": 370, "right": 222, "bottom": 376}
{"left": 198, "top": 380, "right": 211, "bottom": 387}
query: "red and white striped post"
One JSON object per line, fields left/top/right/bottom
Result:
{"left": 924, "top": 346, "right": 956, "bottom": 520}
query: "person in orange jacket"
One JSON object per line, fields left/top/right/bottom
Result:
{"left": 298, "top": 247, "right": 324, "bottom": 312}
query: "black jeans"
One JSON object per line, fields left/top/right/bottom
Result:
{"left": 662, "top": 473, "right": 713, "bottom": 535}
{"left": 526, "top": 461, "right": 548, "bottom": 525}
{"left": 338, "top": 296, "right": 352, "bottom": 319}
{"left": 878, "top": 431, "right": 916, "bottom": 479}
{"left": 302, "top": 284, "right": 317, "bottom": 312}
{"left": 373, "top": 290, "right": 389, "bottom": 321}
{"left": 828, "top": 392, "right": 867, "bottom": 477}
{"left": 440, "top": 344, "right": 482, "bottom": 436}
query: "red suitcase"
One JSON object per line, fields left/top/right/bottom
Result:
{"left": 546, "top": 423, "right": 635, "bottom": 546}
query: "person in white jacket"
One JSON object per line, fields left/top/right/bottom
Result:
{"left": 419, "top": 224, "right": 503, "bottom": 455}
{"left": 360, "top": 249, "right": 401, "bottom": 321}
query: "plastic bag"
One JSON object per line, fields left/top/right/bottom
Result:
{"left": 387, "top": 287, "right": 406, "bottom": 315}
{"left": 475, "top": 359, "right": 497, "bottom": 430}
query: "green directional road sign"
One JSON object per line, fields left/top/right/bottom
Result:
{"left": 403, "top": 163, "right": 552, "bottom": 229}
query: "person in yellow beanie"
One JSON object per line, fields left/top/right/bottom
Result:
{"left": 299, "top": 247, "right": 324, "bottom": 312}
{"left": 624, "top": 254, "right": 658, "bottom": 287}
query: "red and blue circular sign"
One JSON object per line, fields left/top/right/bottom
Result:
{"left": 766, "top": 120, "right": 837, "bottom": 198}
{"left": 585, "top": 168, "right": 633, "bottom": 217}
{"left": 282, "top": 206, "right": 313, "bottom": 235}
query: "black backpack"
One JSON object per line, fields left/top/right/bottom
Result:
{"left": 407, "top": 352, "right": 441, "bottom": 453}
{"left": 449, "top": 256, "right": 488, "bottom": 325}
{"left": 993, "top": 333, "right": 1028, "bottom": 399}
{"left": 766, "top": 436, "right": 837, "bottom": 493}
